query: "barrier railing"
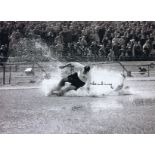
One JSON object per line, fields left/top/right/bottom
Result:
{"left": 118, "top": 63, "right": 155, "bottom": 77}
{"left": 0, "top": 62, "right": 55, "bottom": 85}
{"left": 1, "top": 61, "right": 155, "bottom": 85}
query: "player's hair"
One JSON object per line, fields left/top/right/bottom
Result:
{"left": 84, "top": 66, "right": 90, "bottom": 73}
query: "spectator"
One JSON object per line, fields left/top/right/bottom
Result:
{"left": 119, "top": 45, "right": 126, "bottom": 57}
{"left": 1, "top": 21, "right": 155, "bottom": 62}
{"left": 99, "top": 45, "right": 106, "bottom": 58}
{"left": 112, "top": 35, "right": 119, "bottom": 46}
{"left": 119, "top": 36, "right": 125, "bottom": 46}
{"left": 133, "top": 41, "right": 143, "bottom": 58}
{"left": 61, "top": 26, "right": 72, "bottom": 48}
{"left": 55, "top": 42, "right": 63, "bottom": 57}
{"left": 79, "top": 35, "right": 87, "bottom": 48}
{"left": 0, "top": 45, "right": 8, "bottom": 63}
{"left": 126, "top": 42, "right": 133, "bottom": 57}
{"left": 143, "top": 40, "right": 151, "bottom": 57}
{"left": 112, "top": 42, "right": 120, "bottom": 60}
{"left": 54, "top": 33, "right": 63, "bottom": 44}
{"left": 85, "top": 47, "right": 92, "bottom": 61}
{"left": 119, "top": 52, "right": 126, "bottom": 61}
{"left": 75, "top": 42, "right": 83, "bottom": 56}
{"left": 97, "top": 25, "right": 105, "bottom": 43}
{"left": 107, "top": 49, "right": 115, "bottom": 61}
{"left": 90, "top": 41, "right": 100, "bottom": 59}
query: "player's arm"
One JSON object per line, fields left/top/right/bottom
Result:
{"left": 86, "top": 81, "right": 91, "bottom": 91}
{"left": 59, "top": 63, "right": 73, "bottom": 69}
{"left": 59, "top": 62, "right": 84, "bottom": 70}
{"left": 85, "top": 74, "right": 91, "bottom": 91}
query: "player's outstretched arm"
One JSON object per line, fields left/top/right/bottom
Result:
{"left": 59, "top": 63, "right": 73, "bottom": 69}
{"left": 59, "top": 62, "right": 84, "bottom": 70}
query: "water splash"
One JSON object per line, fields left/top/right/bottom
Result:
{"left": 66, "top": 66, "right": 130, "bottom": 97}
{"left": 40, "top": 64, "right": 132, "bottom": 97}
{"left": 40, "top": 61, "right": 62, "bottom": 96}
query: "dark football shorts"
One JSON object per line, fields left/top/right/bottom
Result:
{"left": 67, "top": 72, "right": 85, "bottom": 90}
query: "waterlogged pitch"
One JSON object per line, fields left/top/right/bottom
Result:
{"left": 0, "top": 79, "right": 155, "bottom": 133}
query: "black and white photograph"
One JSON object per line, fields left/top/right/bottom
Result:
{"left": 0, "top": 21, "right": 155, "bottom": 134}
{"left": 1, "top": 0, "right": 155, "bottom": 155}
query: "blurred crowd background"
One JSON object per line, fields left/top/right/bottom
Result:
{"left": 0, "top": 21, "right": 155, "bottom": 63}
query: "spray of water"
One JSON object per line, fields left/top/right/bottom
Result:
{"left": 40, "top": 61, "right": 62, "bottom": 96}
{"left": 40, "top": 64, "right": 132, "bottom": 97}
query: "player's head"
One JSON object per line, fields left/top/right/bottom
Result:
{"left": 83, "top": 65, "right": 90, "bottom": 74}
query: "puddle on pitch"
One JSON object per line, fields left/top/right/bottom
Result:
{"left": 130, "top": 97, "right": 155, "bottom": 106}
{"left": 90, "top": 99, "right": 123, "bottom": 112}
{"left": 72, "top": 105, "right": 83, "bottom": 111}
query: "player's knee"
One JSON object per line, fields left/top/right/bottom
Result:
{"left": 59, "top": 78, "right": 68, "bottom": 86}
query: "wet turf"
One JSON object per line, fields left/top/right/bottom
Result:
{"left": 0, "top": 79, "right": 155, "bottom": 133}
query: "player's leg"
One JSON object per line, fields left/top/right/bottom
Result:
{"left": 54, "top": 77, "right": 68, "bottom": 91}
{"left": 47, "top": 77, "right": 69, "bottom": 96}
{"left": 57, "top": 85, "right": 77, "bottom": 96}
{"left": 54, "top": 85, "right": 76, "bottom": 96}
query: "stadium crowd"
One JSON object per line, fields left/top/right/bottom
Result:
{"left": 0, "top": 21, "right": 155, "bottom": 62}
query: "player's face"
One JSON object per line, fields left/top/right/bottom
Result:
{"left": 83, "top": 66, "right": 90, "bottom": 74}
{"left": 83, "top": 70, "right": 88, "bottom": 74}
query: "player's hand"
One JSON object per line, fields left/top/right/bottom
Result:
{"left": 59, "top": 66, "right": 65, "bottom": 69}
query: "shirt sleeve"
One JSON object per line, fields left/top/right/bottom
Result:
{"left": 70, "top": 62, "right": 84, "bottom": 71}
